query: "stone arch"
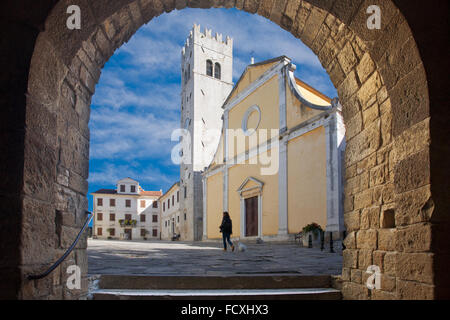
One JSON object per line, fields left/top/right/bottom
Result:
{"left": 3, "top": 0, "right": 444, "bottom": 300}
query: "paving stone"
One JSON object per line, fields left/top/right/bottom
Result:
{"left": 87, "top": 239, "right": 342, "bottom": 276}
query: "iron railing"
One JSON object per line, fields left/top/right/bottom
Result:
{"left": 27, "top": 211, "right": 93, "bottom": 280}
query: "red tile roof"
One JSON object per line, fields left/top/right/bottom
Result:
{"left": 93, "top": 189, "right": 117, "bottom": 194}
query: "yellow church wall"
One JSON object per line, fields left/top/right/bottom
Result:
{"left": 206, "top": 171, "right": 223, "bottom": 239}
{"left": 228, "top": 61, "right": 278, "bottom": 101}
{"left": 286, "top": 81, "right": 326, "bottom": 130}
{"left": 287, "top": 126, "right": 327, "bottom": 234}
{"left": 210, "top": 131, "right": 224, "bottom": 168}
{"left": 227, "top": 75, "right": 279, "bottom": 160}
{"left": 228, "top": 149, "right": 279, "bottom": 238}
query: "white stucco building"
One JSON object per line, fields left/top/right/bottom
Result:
{"left": 159, "top": 182, "right": 181, "bottom": 240}
{"left": 179, "top": 24, "right": 234, "bottom": 241}
{"left": 91, "top": 178, "right": 162, "bottom": 240}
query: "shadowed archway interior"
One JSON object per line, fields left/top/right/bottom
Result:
{"left": 0, "top": 0, "right": 448, "bottom": 300}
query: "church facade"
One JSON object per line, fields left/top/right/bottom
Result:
{"left": 202, "top": 56, "right": 346, "bottom": 241}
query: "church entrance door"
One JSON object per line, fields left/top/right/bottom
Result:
{"left": 245, "top": 196, "right": 258, "bottom": 237}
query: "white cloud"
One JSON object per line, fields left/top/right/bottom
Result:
{"left": 89, "top": 107, "right": 180, "bottom": 161}
{"left": 89, "top": 163, "right": 175, "bottom": 186}
{"left": 92, "top": 80, "right": 181, "bottom": 110}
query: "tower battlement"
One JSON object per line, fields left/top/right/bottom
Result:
{"left": 182, "top": 24, "right": 233, "bottom": 57}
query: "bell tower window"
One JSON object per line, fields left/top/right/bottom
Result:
{"left": 214, "top": 63, "right": 221, "bottom": 80}
{"left": 206, "top": 60, "right": 213, "bottom": 76}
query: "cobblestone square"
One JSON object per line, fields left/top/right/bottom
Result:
{"left": 88, "top": 239, "right": 342, "bottom": 276}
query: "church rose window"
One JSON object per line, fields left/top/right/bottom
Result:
{"left": 242, "top": 105, "right": 261, "bottom": 136}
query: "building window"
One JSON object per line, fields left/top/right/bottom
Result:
{"left": 214, "top": 63, "right": 221, "bottom": 79}
{"left": 168, "top": 199, "right": 170, "bottom": 209}
{"left": 184, "top": 213, "right": 187, "bottom": 221}
{"left": 97, "top": 198, "right": 103, "bottom": 206}
{"left": 140, "top": 214, "right": 146, "bottom": 222}
{"left": 109, "top": 228, "right": 115, "bottom": 236}
{"left": 109, "top": 199, "right": 115, "bottom": 207}
{"left": 97, "top": 213, "right": 103, "bottom": 221}
{"left": 163, "top": 202, "right": 165, "bottom": 212}
{"left": 165, "top": 221, "right": 167, "bottom": 227}
{"left": 97, "top": 228, "right": 102, "bottom": 236}
{"left": 131, "top": 185, "right": 136, "bottom": 193}
{"left": 153, "top": 201, "right": 158, "bottom": 208}
{"left": 140, "top": 229, "right": 147, "bottom": 237}
{"left": 152, "top": 229, "right": 158, "bottom": 237}
{"left": 177, "top": 191, "right": 179, "bottom": 202}
{"left": 177, "top": 215, "right": 180, "bottom": 223}
{"left": 185, "top": 64, "right": 190, "bottom": 83}
{"left": 206, "top": 60, "right": 213, "bottom": 76}
{"left": 125, "top": 214, "right": 132, "bottom": 221}
{"left": 140, "top": 200, "right": 146, "bottom": 208}
{"left": 120, "top": 185, "right": 125, "bottom": 192}
{"left": 172, "top": 195, "right": 174, "bottom": 206}
{"left": 152, "top": 215, "right": 158, "bottom": 223}
{"left": 110, "top": 213, "right": 115, "bottom": 221}
{"left": 184, "top": 186, "right": 187, "bottom": 198}
{"left": 125, "top": 199, "right": 131, "bottom": 208}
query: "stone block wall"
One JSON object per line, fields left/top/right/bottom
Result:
{"left": 0, "top": 0, "right": 447, "bottom": 299}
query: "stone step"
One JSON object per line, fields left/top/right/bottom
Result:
{"left": 96, "top": 274, "right": 333, "bottom": 290}
{"left": 92, "top": 288, "right": 341, "bottom": 300}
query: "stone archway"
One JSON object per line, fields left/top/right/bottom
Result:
{"left": 1, "top": 0, "right": 447, "bottom": 300}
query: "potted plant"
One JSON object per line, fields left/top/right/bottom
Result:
{"left": 302, "top": 222, "right": 323, "bottom": 247}
{"left": 120, "top": 219, "right": 137, "bottom": 227}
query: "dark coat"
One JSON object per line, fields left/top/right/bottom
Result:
{"left": 220, "top": 216, "right": 233, "bottom": 234}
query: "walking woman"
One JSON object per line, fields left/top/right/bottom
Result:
{"left": 220, "top": 211, "right": 234, "bottom": 251}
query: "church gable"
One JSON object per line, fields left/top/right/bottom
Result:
{"left": 226, "top": 57, "right": 285, "bottom": 103}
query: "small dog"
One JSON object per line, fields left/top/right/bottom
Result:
{"left": 236, "top": 241, "right": 247, "bottom": 252}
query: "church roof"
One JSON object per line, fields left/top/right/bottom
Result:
{"left": 223, "top": 56, "right": 289, "bottom": 107}
{"left": 222, "top": 55, "right": 331, "bottom": 107}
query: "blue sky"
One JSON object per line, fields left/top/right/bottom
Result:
{"left": 87, "top": 8, "right": 337, "bottom": 212}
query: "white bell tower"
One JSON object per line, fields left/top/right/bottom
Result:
{"left": 179, "top": 24, "right": 233, "bottom": 241}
